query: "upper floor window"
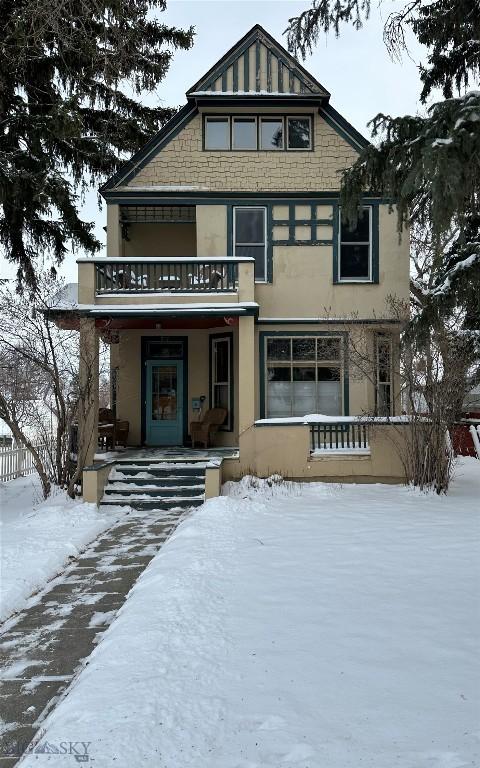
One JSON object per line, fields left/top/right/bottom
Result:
{"left": 232, "top": 117, "right": 256, "bottom": 150}
{"left": 204, "top": 117, "right": 229, "bottom": 150}
{"left": 204, "top": 115, "right": 312, "bottom": 151}
{"left": 287, "top": 117, "right": 311, "bottom": 150}
{"left": 234, "top": 206, "right": 267, "bottom": 282}
{"left": 260, "top": 118, "right": 283, "bottom": 150}
{"left": 339, "top": 206, "right": 372, "bottom": 281}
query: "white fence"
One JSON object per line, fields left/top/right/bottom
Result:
{"left": 0, "top": 441, "right": 53, "bottom": 482}
{"left": 470, "top": 425, "right": 480, "bottom": 460}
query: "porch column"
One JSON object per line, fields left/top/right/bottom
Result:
{"left": 238, "top": 315, "right": 255, "bottom": 436}
{"left": 106, "top": 204, "right": 122, "bottom": 257}
{"left": 78, "top": 317, "right": 99, "bottom": 468}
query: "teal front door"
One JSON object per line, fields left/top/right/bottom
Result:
{"left": 146, "top": 360, "right": 184, "bottom": 445}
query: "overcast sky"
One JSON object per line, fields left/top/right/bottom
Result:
{"left": 1, "top": 0, "right": 426, "bottom": 285}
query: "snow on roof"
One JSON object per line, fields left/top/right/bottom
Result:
{"left": 255, "top": 415, "right": 413, "bottom": 425}
{"left": 190, "top": 90, "right": 310, "bottom": 97}
{"left": 51, "top": 282, "right": 78, "bottom": 308}
{"left": 53, "top": 300, "right": 258, "bottom": 314}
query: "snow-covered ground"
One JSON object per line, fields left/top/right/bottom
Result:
{"left": 0, "top": 475, "right": 122, "bottom": 622}
{"left": 18, "top": 458, "right": 480, "bottom": 767}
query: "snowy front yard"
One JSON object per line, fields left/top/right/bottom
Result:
{"left": 0, "top": 476, "right": 122, "bottom": 622}
{"left": 16, "top": 458, "right": 480, "bottom": 767}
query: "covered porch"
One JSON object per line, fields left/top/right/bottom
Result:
{"left": 73, "top": 303, "right": 257, "bottom": 467}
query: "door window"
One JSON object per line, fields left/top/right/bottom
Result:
{"left": 151, "top": 365, "right": 177, "bottom": 421}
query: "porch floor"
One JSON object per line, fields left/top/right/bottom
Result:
{"left": 95, "top": 446, "right": 239, "bottom": 463}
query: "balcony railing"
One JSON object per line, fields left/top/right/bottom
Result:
{"left": 95, "top": 258, "right": 239, "bottom": 294}
{"left": 309, "top": 422, "right": 370, "bottom": 452}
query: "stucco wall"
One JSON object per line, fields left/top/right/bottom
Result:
{"left": 129, "top": 112, "right": 358, "bottom": 191}
{"left": 221, "top": 423, "right": 407, "bottom": 483}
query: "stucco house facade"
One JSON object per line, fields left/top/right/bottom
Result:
{"left": 56, "top": 26, "right": 410, "bottom": 493}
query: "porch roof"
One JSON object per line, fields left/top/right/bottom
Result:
{"left": 50, "top": 300, "right": 259, "bottom": 318}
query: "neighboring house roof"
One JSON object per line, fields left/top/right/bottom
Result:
{"left": 100, "top": 24, "right": 369, "bottom": 194}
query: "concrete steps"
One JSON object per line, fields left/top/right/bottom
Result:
{"left": 99, "top": 458, "right": 207, "bottom": 512}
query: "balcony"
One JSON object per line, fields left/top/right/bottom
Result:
{"left": 77, "top": 257, "right": 255, "bottom": 305}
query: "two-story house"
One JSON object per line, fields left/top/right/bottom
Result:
{"left": 55, "top": 25, "right": 409, "bottom": 492}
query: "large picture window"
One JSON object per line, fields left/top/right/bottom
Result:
{"left": 339, "top": 207, "right": 372, "bottom": 281}
{"left": 265, "top": 336, "right": 343, "bottom": 418}
{"left": 234, "top": 207, "right": 267, "bottom": 282}
{"left": 210, "top": 335, "right": 232, "bottom": 430}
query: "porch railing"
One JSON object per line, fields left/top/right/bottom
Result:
{"left": 309, "top": 422, "right": 370, "bottom": 452}
{"left": 95, "top": 258, "right": 239, "bottom": 294}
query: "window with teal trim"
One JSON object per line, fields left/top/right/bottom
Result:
{"left": 265, "top": 336, "right": 343, "bottom": 417}
{"left": 339, "top": 206, "right": 372, "bottom": 282}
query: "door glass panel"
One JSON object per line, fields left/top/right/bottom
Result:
{"left": 151, "top": 366, "right": 177, "bottom": 421}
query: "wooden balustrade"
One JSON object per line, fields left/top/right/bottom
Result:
{"left": 95, "top": 259, "right": 238, "bottom": 294}
{"left": 309, "top": 422, "right": 370, "bottom": 452}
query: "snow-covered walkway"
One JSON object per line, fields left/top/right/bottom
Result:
{"left": 0, "top": 506, "right": 186, "bottom": 764}
{"left": 13, "top": 457, "right": 480, "bottom": 768}
{"left": 0, "top": 476, "right": 122, "bottom": 622}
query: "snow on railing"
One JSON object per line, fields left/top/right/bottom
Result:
{"left": 0, "top": 441, "right": 52, "bottom": 482}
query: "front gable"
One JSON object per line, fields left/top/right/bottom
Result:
{"left": 187, "top": 24, "right": 329, "bottom": 97}
{"left": 101, "top": 25, "right": 368, "bottom": 194}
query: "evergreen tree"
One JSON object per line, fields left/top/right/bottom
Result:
{"left": 286, "top": 0, "right": 480, "bottom": 409}
{"left": 0, "top": 0, "right": 194, "bottom": 288}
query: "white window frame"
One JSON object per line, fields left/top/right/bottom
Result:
{"left": 338, "top": 205, "right": 373, "bottom": 283}
{"left": 233, "top": 206, "right": 268, "bottom": 283}
{"left": 204, "top": 116, "right": 231, "bottom": 150}
{"left": 264, "top": 335, "right": 344, "bottom": 417}
{"left": 232, "top": 116, "right": 258, "bottom": 150}
{"left": 211, "top": 335, "right": 232, "bottom": 431}
{"left": 286, "top": 116, "right": 312, "bottom": 151}
{"left": 259, "top": 116, "right": 284, "bottom": 150}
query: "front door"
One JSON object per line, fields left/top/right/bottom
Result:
{"left": 146, "top": 360, "right": 183, "bottom": 445}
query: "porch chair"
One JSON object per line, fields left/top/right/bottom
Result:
{"left": 190, "top": 407, "right": 227, "bottom": 448}
{"left": 97, "top": 408, "right": 130, "bottom": 450}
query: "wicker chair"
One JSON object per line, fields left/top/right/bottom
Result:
{"left": 190, "top": 408, "right": 227, "bottom": 448}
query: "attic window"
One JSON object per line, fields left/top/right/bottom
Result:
{"left": 203, "top": 114, "right": 313, "bottom": 152}
{"left": 205, "top": 117, "right": 230, "bottom": 150}
{"left": 287, "top": 117, "right": 312, "bottom": 149}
